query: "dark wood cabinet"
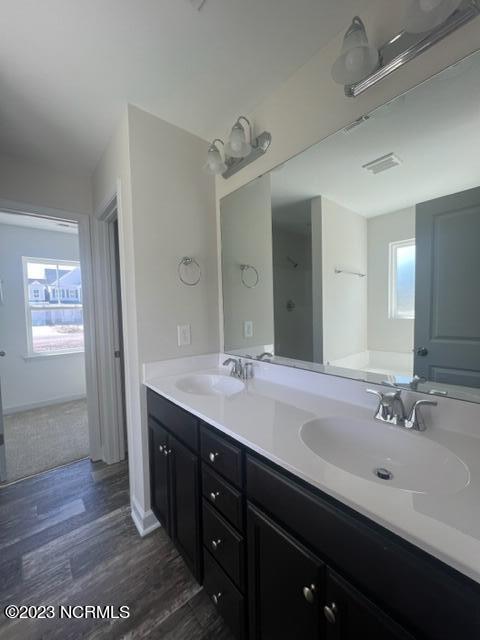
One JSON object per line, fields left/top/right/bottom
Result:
{"left": 248, "top": 504, "right": 324, "bottom": 640}
{"left": 147, "top": 388, "right": 480, "bottom": 640}
{"left": 148, "top": 418, "right": 171, "bottom": 535}
{"left": 324, "top": 570, "right": 414, "bottom": 640}
{"left": 169, "top": 434, "right": 202, "bottom": 581}
{"left": 148, "top": 408, "right": 201, "bottom": 581}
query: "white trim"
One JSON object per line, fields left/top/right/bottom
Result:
{"left": 130, "top": 496, "right": 160, "bottom": 537}
{"left": 388, "top": 237, "right": 416, "bottom": 321}
{"left": 91, "top": 193, "right": 126, "bottom": 464}
{"left": 3, "top": 394, "right": 87, "bottom": 416}
{"left": 0, "top": 198, "right": 102, "bottom": 462}
{"left": 23, "top": 350, "right": 84, "bottom": 361}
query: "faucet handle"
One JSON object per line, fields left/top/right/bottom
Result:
{"left": 366, "top": 388, "right": 402, "bottom": 400}
{"left": 405, "top": 399, "right": 437, "bottom": 431}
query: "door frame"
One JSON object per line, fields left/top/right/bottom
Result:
{"left": 91, "top": 194, "right": 126, "bottom": 463}
{"left": 0, "top": 197, "right": 102, "bottom": 461}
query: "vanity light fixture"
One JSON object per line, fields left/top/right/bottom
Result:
{"left": 334, "top": 0, "right": 480, "bottom": 97}
{"left": 331, "top": 17, "right": 379, "bottom": 86}
{"left": 204, "top": 139, "right": 227, "bottom": 175}
{"left": 206, "top": 116, "right": 272, "bottom": 179}
{"left": 225, "top": 116, "right": 253, "bottom": 158}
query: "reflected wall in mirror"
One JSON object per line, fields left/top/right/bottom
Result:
{"left": 220, "top": 51, "right": 480, "bottom": 402}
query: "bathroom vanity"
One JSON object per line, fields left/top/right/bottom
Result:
{"left": 145, "top": 357, "right": 480, "bottom": 640}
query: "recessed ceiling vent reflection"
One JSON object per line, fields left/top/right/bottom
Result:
{"left": 362, "top": 153, "right": 402, "bottom": 175}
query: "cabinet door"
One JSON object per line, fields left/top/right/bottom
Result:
{"left": 149, "top": 418, "right": 171, "bottom": 535}
{"left": 324, "top": 570, "right": 414, "bottom": 640}
{"left": 248, "top": 504, "right": 324, "bottom": 640}
{"left": 169, "top": 434, "right": 202, "bottom": 581}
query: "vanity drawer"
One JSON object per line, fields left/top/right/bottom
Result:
{"left": 246, "top": 454, "right": 480, "bottom": 640}
{"left": 203, "top": 499, "right": 245, "bottom": 591}
{"left": 147, "top": 389, "right": 198, "bottom": 451}
{"left": 203, "top": 549, "right": 245, "bottom": 640}
{"left": 202, "top": 464, "right": 244, "bottom": 530}
{"left": 200, "top": 425, "right": 243, "bottom": 487}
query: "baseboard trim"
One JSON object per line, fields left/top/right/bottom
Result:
{"left": 131, "top": 496, "right": 160, "bottom": 537}
{"left": 3, "top": 394, "right": 87, "bottom": 416}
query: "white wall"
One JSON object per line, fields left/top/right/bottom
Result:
{"left": 321, "top": 198, "right": 367, "bottom": 364}
{"left": 367, "top": 207, "right": 416, "bottom": 353}
{"left": 0, "top": 222, "right": 86, "bottom": 412}
{"left": 222, "top": 175, "right": 274, "bottom": 353}
{"left": 92, "top": 105, "right": 218, "bottom": 532}
{"left": 311, "top": 197, "right": 323, "bottom": 363}
{"left": 0, "top": 154, "right": 92, "bottom": 215}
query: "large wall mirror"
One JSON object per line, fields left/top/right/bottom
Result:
{"left": 220, "top": 50, "right": 480, "bottom": 403}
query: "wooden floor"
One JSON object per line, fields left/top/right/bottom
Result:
{"left": 0, "top": 459, "right": 233, "bottom": 639}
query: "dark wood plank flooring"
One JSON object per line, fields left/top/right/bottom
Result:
{"left": 0, "top": 459, "right": 233, "bottom": 639}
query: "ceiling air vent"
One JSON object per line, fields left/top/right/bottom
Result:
{"left": 362, "top": 153, "right": 402, "bottom": 175}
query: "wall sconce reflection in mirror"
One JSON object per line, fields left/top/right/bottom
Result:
{"left": 178, "top": 256, "right": 201, "bottom": 286}
{"left": 204, "top": 116, "right": 271, "bottom": 179}
{"left": 333, "top": 0, "right": 480, "bottom": 97}
{"left": 240, "top": 264, "right": 259, "bottom": 288}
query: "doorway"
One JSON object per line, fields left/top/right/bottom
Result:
{"left": 0, "top": 212, "right": 90, "bottom": 482}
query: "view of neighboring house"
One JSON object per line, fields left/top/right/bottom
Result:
{"left": 27, "top": 266, "right": 82, "bottom": 305}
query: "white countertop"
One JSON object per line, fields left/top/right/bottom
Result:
{"left": 144, "top": 354, "right": 480, "bottom": 584}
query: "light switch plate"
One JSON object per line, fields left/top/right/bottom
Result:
{"left": 244, "top": 320, "right": 253, "bottom": 339}
{"left": 177, "top": 324, "right": 191, "bottom": 347}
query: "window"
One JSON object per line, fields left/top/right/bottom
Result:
{"left": 23, "top": 257, "right": 84, "bottom": 355}
{"left": 389, "top": 239, "right": 415, "bottom": 320}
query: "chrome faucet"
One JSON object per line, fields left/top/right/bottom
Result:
{"left": 366, "top": 388, "right": 437, "bottom": 431}
{"left": 222, "top": 358, "right": 254, "bottom": 381}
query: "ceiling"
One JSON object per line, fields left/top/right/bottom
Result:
{"left": 271, "top": 51, "right": 480, "bottom": 218}
{"left": 0, "top": 0, "right": 368, "bottom": 175}
{"left": 0, "top": 211, "right": 78, "bottom": 234}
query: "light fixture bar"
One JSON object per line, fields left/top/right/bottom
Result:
{"left": 345, "top": 0, "right": 480, "bottom": 97}
{"left": 222, "top": 131, "right": 272, "bottom": 179}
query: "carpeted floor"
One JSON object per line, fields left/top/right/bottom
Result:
{"left": 3, "top": 399, "right": 89, "bottom": 483}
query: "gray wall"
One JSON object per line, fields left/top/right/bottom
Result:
{"left": 0, "top": 222, "right": 86, "bottom": 412}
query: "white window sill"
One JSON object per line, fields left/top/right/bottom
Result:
{"left": 23, "top": 350, "right": 85, "bottom": 361}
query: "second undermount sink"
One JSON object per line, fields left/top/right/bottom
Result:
{"left": 300, "top": 417, "right": 469, "bottom": 495}
{"left": 175, "top": 373, "right": 244, "bottom": 397}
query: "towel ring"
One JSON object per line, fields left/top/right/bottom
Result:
{"left": 178, "top": 257, "right": 201, "bottom": 286}
{"left": 240, "top": 264, "right": 259, "bottom": 288}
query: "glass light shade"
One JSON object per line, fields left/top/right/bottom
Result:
{"left": 204, "top": 144, "right": 227, "bottom": 175}
{"left": 225, "top": 121, "right": 252, "bottom": 158}
{"left": 331, "top": 16, "right": 379, "bottom": 85}
{"left": 404, "top": 0, "right": 462, "bottom": 34}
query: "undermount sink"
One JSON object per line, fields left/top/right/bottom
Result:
{"left": 175, "top": 373, "right": 244, "bottom": 397}
{"left": 300, "top": 417, "right": 469, "bottom": 495}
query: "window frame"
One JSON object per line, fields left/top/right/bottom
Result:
{"left": 388, "top": 238, "right": 416, "bottom": 321}
{"left": 22, "top": 256, "right": 85, "bottom": 357}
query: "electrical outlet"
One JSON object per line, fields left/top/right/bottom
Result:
{"left": 177, "top": 324, "right": 191, "bottom": 347}
{"left": 243, "top": 320, "right": 253, "bottom": 339}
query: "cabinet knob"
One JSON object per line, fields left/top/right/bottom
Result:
{"left": 323, "top": 603, "right": 338, "bottom": 625}
{"left": 209, "top": 491, "right": 220, "bottom": 502}
{"left": 163, "top": 448, "right": 172, "bottom": 457}
{"left": 209, "top": 451, "right": 219, "bottom": 463}
{"left": 302, "top": 584, "right": 316, "bottom": 604}
{"left": 212, "top": 592, "right": 222, "bottom": 606}
{"left": 158, "top": 444, "right": 164, "bottom": 453}
{"left": 211, "top": 538, "right": 222, "bottom": 551}
{"left": 416, "top": 346, "right": 428, "bottom": 357}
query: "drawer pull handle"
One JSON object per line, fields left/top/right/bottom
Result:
{"left": 209, "top": 451, "right": 219, "bottom": 463}
{"left": 323, "top": 603, "right": 338, "bottom": 625}
{"left": 212, "top": 592, "right": 222, "bottom": 606}
{"left": 211, "top": 538, "right": 222, "bottom": 551}
{"left": 209, "top": 491, "right": 220, "bottom": 502}
{"left": 302, "top": 584, "right": 316, "bottom": 604}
